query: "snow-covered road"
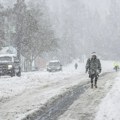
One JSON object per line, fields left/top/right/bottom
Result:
{"left": 57, "top": 72, "right": 118, "bottom": 120}
{"left": 0, "top": 70, "right": 88, "bottom": 120}
{"left": 0, "top": 61, "right": 116, "bottom": 120}
{"left": 0, "top": 71, "right": 118, "bottom": 120}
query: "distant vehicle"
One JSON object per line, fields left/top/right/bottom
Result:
{"left": 0, "top": 54, "right": 21, "bottom": 77}
{"left": 47, "top": 60, "right": 62, "bottom": 72}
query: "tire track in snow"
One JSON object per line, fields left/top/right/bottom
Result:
{"left": 22, "top": 72, "right": 116, "bottom": 120}
{"left": 57, "top": 72, "right": 118, "bottom": 120}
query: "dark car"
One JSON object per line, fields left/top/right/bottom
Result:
{"left": 47, "top": 60, "right": 62, "bottom": 72}
{"left": 0, "top": 54, "right": 21, "bottom": 77}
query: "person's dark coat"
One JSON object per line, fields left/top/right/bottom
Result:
{"left": 86, "top": 57, "right": 101, "bottom": 77}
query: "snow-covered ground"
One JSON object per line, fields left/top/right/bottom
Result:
{"left": 0, "top": 60, "right": 116, "bottom": 120}
{"left": 0, "top": 60, "right": 86, "bottom": 120}
{"left": 57, "top": 72, "right": 118, "bottom": 120}
{"left": 95, "top": 73, "right": 120, "bottom": 120}
{"left": 0, "top": 60, "right": 114, "bottom": 102}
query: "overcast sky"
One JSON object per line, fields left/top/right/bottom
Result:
{"left": 48, "top": 0, "right": 111, "bottom": 19}
{"left": 83, "top": 0, "right": 110, "bottom": 16}
{"left": 0, "top": 0, "right": 111, "bottom": 20}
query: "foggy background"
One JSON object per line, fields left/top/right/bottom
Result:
{"left": 0, "top": 0, "right": 120, "bottom": 70}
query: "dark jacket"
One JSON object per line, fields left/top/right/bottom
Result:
{"left": 86, "top": 57, "right": 101, "bottom": 76}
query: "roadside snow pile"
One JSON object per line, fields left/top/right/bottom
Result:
{"left": 0, "top": 71, "right": 81, "bottom": 100}
{"left": 95, "top": 73, "right": 120, "bottom": 120}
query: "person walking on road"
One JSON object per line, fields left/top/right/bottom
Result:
{"left": 75, "top": 63, "right": 78, "bottom": 70}
{"left": 86, "top": 52, "right": 102, "bottom": 88}
{"left": 113, "top": 61, "right": 119, "bottom": 72}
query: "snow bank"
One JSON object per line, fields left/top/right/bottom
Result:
{"left": 95, "top": 73, "right": 120, "bottom": 120}
{"left": 0, "top": 71, "right": 79, "bottom": 100}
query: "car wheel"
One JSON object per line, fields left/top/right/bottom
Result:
{"left": 11, "top": 68, "right": 15, "bottom": 77}
{"left": 11, "top": 72, "right": 15, "bottom": 77}
{"left": 16, "top": 71, "right": 21, "bottom": 77}
{"left": 17, "top": 67, "right": 21, "bottom": 77}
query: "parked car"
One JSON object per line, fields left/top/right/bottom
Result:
{"left": 47, "top": 60, "right": 62, "bottom": 72}
{"left": 0, "top": 54, "right": 21, "bottom": 77}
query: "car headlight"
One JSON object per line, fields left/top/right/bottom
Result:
{"left": 8, "top": 65, "right": 13, "bottom": 69}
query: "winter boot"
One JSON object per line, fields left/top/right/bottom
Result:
{"left": 95, "top": 84, "right": 97, "bottom": 88}
{"left": 95, "top": 79, "right": 98, "bottom": 88}
{"left": 91, "top": 84, "right": 93, "bottom": 88}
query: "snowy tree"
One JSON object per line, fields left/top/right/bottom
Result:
{"left": 47, "top": 0, "right": 103, "bottom": 63}
{"left": 12, "top": 0, "right": 58, "bottom": 70}
{"left": 13, "top": 0, "right": 27, "bottom": 61}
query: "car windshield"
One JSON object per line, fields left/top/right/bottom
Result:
{"left": 0, "top": 56, "right": 12, "bottom": 62}
{"left": 49, "top": 62, "right": 60, "bottom": 66}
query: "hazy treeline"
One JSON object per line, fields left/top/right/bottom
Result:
{"left": 47, "top": 0, "right": 120, "bottom": 62}
{"left": 0, "top": 0, "right": 120, "bottom": 68}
